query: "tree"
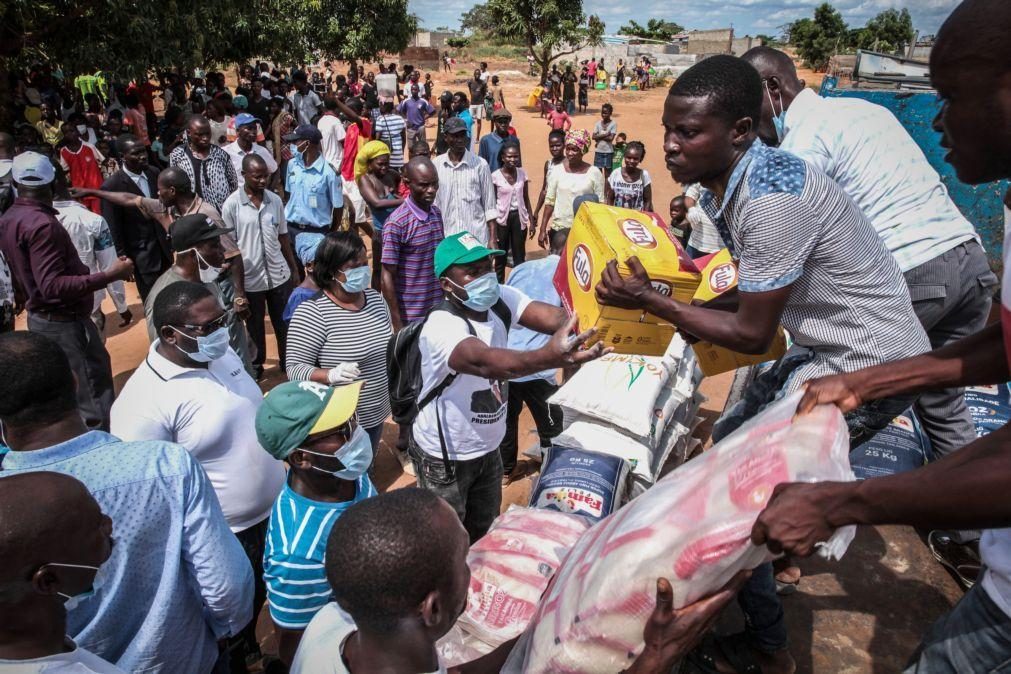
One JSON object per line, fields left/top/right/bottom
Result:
{"left": 786, "top": 2, "right": 848, "bottom": 70}
{"left": 460, "top": 4, "right": 498, "bottom": 35}
{"left": 482, "top": 0, "right": 604, "bottom": 81}
{"left": 617, "top": 19, "right": 684, "bottom": 43}
{"left": 854, "top": 8, "right": 914, "bottom": 53}
{"left": 756, "top": 33, "right": 783, "bottom": 48}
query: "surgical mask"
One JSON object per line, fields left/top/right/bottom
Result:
{"left": 185, "top": 248, "right": 223, "bottom": 283}
{"left": 300, "top": 426, "right": 373, "bottom": 480}
{"left": 171, "top": 326, "right": 230, "bottom": 362}
{"left": 48, "top": 562, "right": 101, "bottom": 611}
{"left": 337, "top": 265, "right": 370, "bottom": 293}
{"left": 289, "top": 143, "right": 300, "bottom": 157}
{"left": 76, "top": 124, "right": 88, "bottom": 135}
{"left": 449, "top": 272, "right": 500, "bottom": 311}
{"left": 764, "top": 81, "right": 786, "bottom": 144}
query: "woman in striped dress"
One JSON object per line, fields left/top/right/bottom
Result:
{"left": 286, "top": 231, "right": 393, "bottom": 453}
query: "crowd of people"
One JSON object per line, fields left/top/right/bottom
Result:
{"left": 1, "top": 1, "right": 1010, "bottom": 672}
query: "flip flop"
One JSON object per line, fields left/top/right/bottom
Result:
{"left": 687, "top": 634, "right": 765, "bottom": 674}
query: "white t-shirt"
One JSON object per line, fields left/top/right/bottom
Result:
{"left": 110, "top": 341, "right": 286, "bottom": 532}
{"left": 291, "top": 603, "right": 447, "bottom": 674}
{"left": 0, "top": 639, "right": 126, "bottom": 673}
{"left": 414, "top": 285, "right": 532, "bottom": 461}
{"left": 317, "top": 114, "right": 346, "bottom": 170}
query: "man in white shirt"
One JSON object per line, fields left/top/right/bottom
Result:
{"left": 433, "top": 118, "right": 497, "bottom": 246}
{"left": 223, "top": 113, "right": 278, "bottom": 179}
{"left": 110, "top": 280, "right": 285, "bottom": 669}
{"left": 291, "top": 71, "right": 323, "bottom": 126}
{"left": 743, "top": 46, "right": 998, "bottom": 458}
{"left": 222, "top": 154, "right": 298, "bottom": 378}
{"left": 53, "top": 172, "right": 132, "bottom": 335}
{"left": 317, "top": 97, "right": 346, "bottom": 171}
{"left": 682, "top": 183, "right": 723, "bottom": 257}
{"left": 411, "top": 232, "right": 607, "bottom": 541}
{"left": 0, "top": 472, "right": 124, "bottom": 673}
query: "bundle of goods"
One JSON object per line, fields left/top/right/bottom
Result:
{"left": 528, "top": 446, "right": 631, "bottom": 521}
{"left": 503, "top": 393, "right": 856, "bottom": 673}
{"left": 455, "top": 508, "right": 591, "bottom": 652}
{"left": 546, "top": 334, "right": 704, "bottom": 499}
{"left": 849, "top": 409, "right": 931, "bottom": 479}
{"left": 964, "top": 383, "right": 1011, "bottom": 437}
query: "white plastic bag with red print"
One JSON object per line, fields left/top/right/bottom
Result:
{"left": 505, "top": 392, "right": 856, "bottom": 674}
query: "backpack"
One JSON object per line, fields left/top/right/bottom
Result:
{"left": 387, "top": 297, "right": 512, "bottom": 426}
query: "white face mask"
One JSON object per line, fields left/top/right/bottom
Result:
{"left": 76, "top": 124, "right": 88, "bottom": 136}
{"left": 184, "top": 248, "right": 223, "bottom": 283}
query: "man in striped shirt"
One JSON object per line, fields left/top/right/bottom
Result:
{"left": 381, "top": 157, "right": 444, "bottom": 331}
{"left": 598, "top": 55, "right": 931, "bottom": 674}
{"left": 256, "top": 380, "right": 377, "bottom": 666}
{"left": 433, "top": 117, "right": 498, "bottom": 246}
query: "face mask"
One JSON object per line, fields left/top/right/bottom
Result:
{"left": 76, "top": 124, "right": 87, "bottom": 135}
{"left": 300, "top": 425, "right": 373, "bottom": 480}
{"left": 186, "top": 248, "right": 223, "bottom": 283}
{"left": 48, "top": 562, "right": 101, "bottom": 611}
{"left": 171, "top": 326, "right": 230, "bottom": 362}
{"left": 764, "top": 81, "right": 786, "bottom": 144}
{"left": 449, "top": 272, "right": 500, "bottom": 311}
{"left": 337, "top": 265, "right": 370, "bottom": 293}
{"left": 289, "top": 143, "right": 300, "bottom": 157}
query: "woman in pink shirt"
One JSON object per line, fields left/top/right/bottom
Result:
{"left": 491, "top": 140, "right": 533, "bottom": 280}
{"left": 546, "top": 101, "right": 572, "bottom": 131}
{"left": 123, "top": 94, "right": 150, "bottom": 147}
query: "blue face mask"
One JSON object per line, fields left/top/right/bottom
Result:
{"left": 449, "top": 272, "right": 500, "bottom": 311}
{"left": 171, "top": 326, "right": 230, "bottom": 362}
{"left": 337, "top": 265, "right": 371, "bottom": 294}
{"left": 48, "top": 562, "right": 102, "bottom": 611}
{"left": 300, "top": 425, "right": 373, "bottom": 480}
{"left": 764, "top": 81, "right": 786, "bottom": 145}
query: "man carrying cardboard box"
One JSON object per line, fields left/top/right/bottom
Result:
{"left": 596, "top": 55, "right": 932, "bottom": 674}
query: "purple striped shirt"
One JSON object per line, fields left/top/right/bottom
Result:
{"left": 381, "top": 198, "right": 445, "bottom": 323}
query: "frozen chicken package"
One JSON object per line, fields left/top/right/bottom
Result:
{"left": 505, "top": 392, "right": 856, "bottom": 674}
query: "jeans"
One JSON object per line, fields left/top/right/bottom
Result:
{"left": 499, "top": 378, "right": 562, "bottom": 473}
{"left": 905, "top": 583, "right": 1011, "bottom": 673}
{"left": 495, "top": 210, "right": 527, "bottom": 282}
{"left": 246, "top": 280, "right": 294, "bottom": 370}
{"left": 565, "top": 99, "right": 575, "bottom": 115}
{"left": 408, "top": 436, "right": 503, "bottom": 542}
{"left": 905, "top": 240, "right": 997, "bottom": 457}
{"left": 227, "top": 517, "right": 269, "bottom": 671}
{"left": 28, "top": 313, "right": 114, "bottom": 431}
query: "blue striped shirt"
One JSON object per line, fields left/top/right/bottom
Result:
{"left": 264, "top": 476, "right": 377, "bottom": 629}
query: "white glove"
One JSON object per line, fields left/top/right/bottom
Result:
{"left": 327, "top": 362, "right": 361, "bottom": 385}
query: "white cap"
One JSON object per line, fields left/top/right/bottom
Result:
{"left": 12, "top": 151, "right": 55, "bottom": 186}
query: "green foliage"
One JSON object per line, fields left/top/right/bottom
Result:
{"left": 460, "top": 4, "right": 498, "bottom": 34}
{"left": 446, "top": 36, "right": 471, "bottom": 50}
{"left": 617, "top": 19, "right": 684, "bottom": 43}
{"left": 756, "top": 33, "right": 783, "bottom": 48}
{"left": 786, "top": 2, "right": 848, "bottom": 70}
{"left": 854, "top": 8, "right": 914, "bottom": 53}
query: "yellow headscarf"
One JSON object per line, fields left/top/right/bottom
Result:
{"left": 354, "top": 140, "right": 391, "bottom": 180}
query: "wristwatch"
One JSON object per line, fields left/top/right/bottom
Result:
{"left": 233, "top": 297, "right": 249, "bottom": 307}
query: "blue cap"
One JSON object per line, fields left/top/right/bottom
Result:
{"left": 234, "top": 113, "right": 257, "bottom": 128}
{"left": 282, "top": 124, "right": 323, "bottom": 143}
{"left": 295, "top": 232, "right": 325, "bottom": 265}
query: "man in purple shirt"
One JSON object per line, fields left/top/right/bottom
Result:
{"left": 0, "top": 152, "right": 134, "bottom": 430}
{"left": 398, "top": 84, "right": 436, "bottom": 149}
{"left": 381, "top": 156, "right": 444, "bottom": 332}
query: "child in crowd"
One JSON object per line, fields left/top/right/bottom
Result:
{"left": 606, "top": 140, "right": 652, "bottom": 211}
{"left": 283, "top": 233, "right": 325, "bottom": 323}
{"left": 578, "top": 67, "right": 590, "bottom": 114}
{"left": 669, "top": 195, "right": 690, "bottom": 246}
{"left": 95, "top": 139, "right": 119, "bottom": 180}
{"left": 532, "top": 129, "right": 567, "bottom": 225}
{"left": 491, "top": 140, "right": 532, "bottom": 281}
{"left": 423, "top": 73, "right": 433, "bottom": 101}
{"left": 592, "top": 102, "right": 617, "bottom": 177}
{"left": 546, "top": 100, "right": 571, "bottom": 131}
{"left": 611, "top": 132, "right": 627, "bottom": 173}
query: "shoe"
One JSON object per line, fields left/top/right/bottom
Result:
{"left": 252, "top": 365, "right": 265, "bottom": 381}
{"left": 928, "top": 530, "right": 981, "bottom": 590}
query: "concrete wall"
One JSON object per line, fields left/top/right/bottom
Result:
{"left": 682, "top": 30, "right": 760, "bottom": 56}
{"left": 569, "top": 44, "right": 697, "bottom": 69}
{"left": 410, "top": 31, "right": 457, "bottom": 50}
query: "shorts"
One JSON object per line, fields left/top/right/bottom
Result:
{"left": 343, "top": 178, "right": 369, "bottom": 224}
{"left": 469, "top": 104, "right": 485, "bottom": 120}
{"left": 594, "top": 152, "right": 614, "bottom": 169}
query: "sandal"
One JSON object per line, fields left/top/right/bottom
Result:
{"left": 928, "top": 530, "right": 980, "bottom": 590}
{"left": 687, "top": 634, "right": 765, "bottom": 674}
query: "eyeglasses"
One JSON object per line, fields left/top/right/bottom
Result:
{"left": 173, "top": 311, "right": 230, "bottom": 336}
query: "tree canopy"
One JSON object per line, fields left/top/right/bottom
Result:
{"left": 785, "top": 3, "right": 918, "bottom": 70}
{"left": 853, "top": 8, "right": 914, "bottom": 53}
{"left": 617, "top": 19, "right": 684, "bottom": 43}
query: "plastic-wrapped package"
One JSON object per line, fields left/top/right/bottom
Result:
{"left": 506, "top": 393, "right": 856, "bottom": 674}
{"left": 529, "top": 446, "right": 631, "bottom": 521}
{"left": 437, "top": 624, "right": 494, "bottom": 667}
{"left": 458, "top": 508, "right": 592, "bottom": 648}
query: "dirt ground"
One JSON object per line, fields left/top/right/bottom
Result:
{"left": 30, "top": 59, "right": 964, "bottom": 672}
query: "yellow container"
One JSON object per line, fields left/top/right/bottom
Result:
{"left": 554, "top": 202, "right": 700, "bottom": 356}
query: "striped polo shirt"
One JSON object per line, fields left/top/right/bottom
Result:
{"left": 263, "top": 475, "right": 377, "bottom": 629}
{"left": 381, "top": 198, "right": 445, "bottom": 324}
{"left": 700, "top": 141, "right": 931, "bottom": 388}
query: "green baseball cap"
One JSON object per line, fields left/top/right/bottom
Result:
{"left": 255, "top": 380, "right": 363, "bottom": 460}
{"left": 434, "top": 232, "right": 504, "bottom": 278}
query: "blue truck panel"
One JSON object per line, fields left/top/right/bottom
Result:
{"left": 821, "top": 76, "right": 1009, "bottom": 272}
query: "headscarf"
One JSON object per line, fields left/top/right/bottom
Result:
{"left": 354, "top": 140, "right": 390, "bottom": 180}
{"left": 295, "top": 232, "right": 326, "bottom": 265}
{"left": 565, "top": 128, "right": 591, "bottom": 154}
{"left": 232, "top": 94, "right": 248, "bottom": 109}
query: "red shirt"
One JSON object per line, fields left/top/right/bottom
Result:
{"left": 341, "top": 118, "right": 372, "bottom": 182}
{"left": 60, "top": 143, "right": 104, "bottom": 214}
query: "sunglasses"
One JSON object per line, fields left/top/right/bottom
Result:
{"left": 174, "top": 310, "right": 230, "bottom": 336}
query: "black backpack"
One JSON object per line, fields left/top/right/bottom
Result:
{"left": 387, "top": 297, "right": 512, "bottom": 427}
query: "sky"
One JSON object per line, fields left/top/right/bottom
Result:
{"left": 411, "top": 0, "right": 959, "bottom": 39}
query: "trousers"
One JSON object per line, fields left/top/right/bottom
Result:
{"left": 499, "top": 378, "right": 562, "bottom": 472}
{"left": 246, "top": 280, "right": 294, "bottom": 370}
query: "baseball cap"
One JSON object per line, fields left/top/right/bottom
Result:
{"left": 11, "top": 151, "right": 55, "bottom": 186}
{"left": 234, "top": 112, "right": 257, "bottom": 128}
{"left": 491, "top": 108, "right": 512, "bottom": 121}
{"left": 282, "top": 124, "right": 323, "bottom": 144}
{"left": 169, "top": 213, "right": 234, "bottom": 252}
{"left": 434, "top": 232, "right": 504, "bottom": 278}
{"left": 444, "top": 117, "right": 468, "bottom": 135}
{"left": 255, "top": 381, "right": 363, "bottom": 460}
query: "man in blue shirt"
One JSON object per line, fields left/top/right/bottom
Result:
{"left": 0, "top": 331, "right": 253, "bottom": 674}
{"left": 398, "top": 83, "right": 435, "bottom": 148}
{"left": 479, "top": 108, "right": 520, "bottom": 173}
{"left": 256, "top": 379, "right": 377, "bottom": 666}
{"left": 283, "top": 124, "right": 344, "bottom": 253}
